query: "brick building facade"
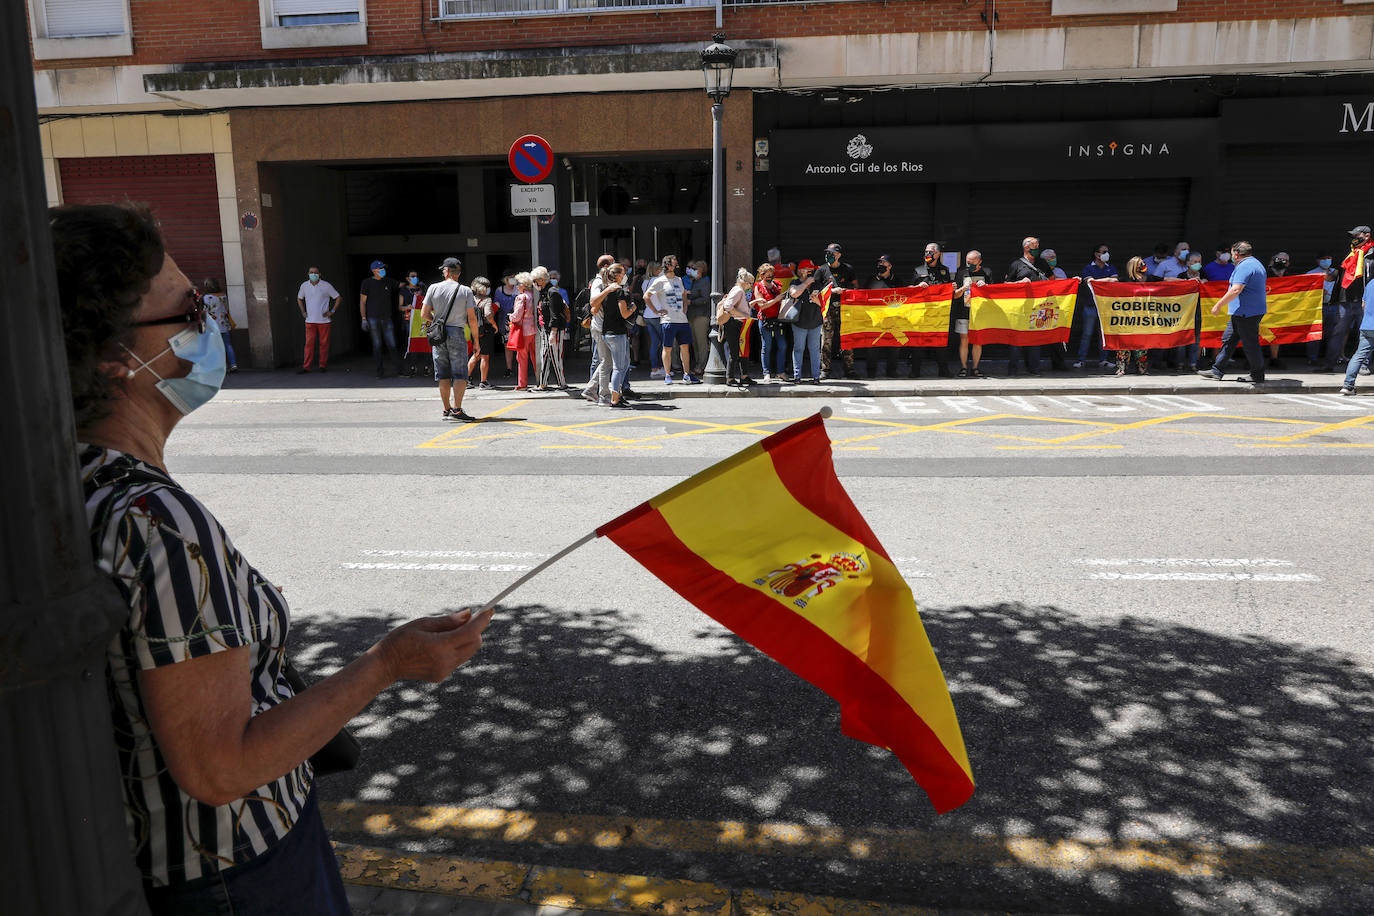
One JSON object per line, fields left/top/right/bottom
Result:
{"left": 27, "top": 0, "right": 1374, "bottom": 366}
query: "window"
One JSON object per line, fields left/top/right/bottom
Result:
{"left": 27, "top": 0, "right": 133, "bottom": 59}
{"left": 272, "top": 0, "right": 361, "bottom": 26}
{"left": 437, "top": 0, "right": 712, "bottom": 20}
{"left": 260, "top": 0, "right": 367, "bottom": 49}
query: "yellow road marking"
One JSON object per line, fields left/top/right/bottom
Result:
{"left": 542, "top": 444, "right": 664, "bottom": 450}
{"left": 325, "top": 804, "right": 1374, "bottom": 883}
{"left": 996, "top": 444, "right": 1125, "bottom": 450}
{"left": 1239, "top": 442, "right": 1374, "bottom": 449}
{"left": 416, "top": 399, "right": 530, "bottom": 449}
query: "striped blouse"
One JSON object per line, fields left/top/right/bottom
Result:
{"left": 81, "top": 445, "right": 312, "bottom": 887}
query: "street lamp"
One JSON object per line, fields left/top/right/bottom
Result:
{"left": 699, "top": 33, "right": 737, "bottom": 385}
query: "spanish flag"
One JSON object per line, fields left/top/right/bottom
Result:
{"left": 839, "top": 285, "right": 955, "bottom": 349}
{"left": 1090, "top": 279, "right": 1199, "bottom": 351}
{"left": 737, "top": 316, "right": 756, "bottom": 358}
{"left": 817, "top": 282, "right": 835, "bottom": 322}
{"left": 968, "top": 279, "right": 1078, "bottom": 346}
{"left": 406, "top": 307, "right": 432, "bottom": 355}
{"left": 597, "top": 414, "right": 974, "bottom": 813}
{"left": 1198, "top": 274, "right": 1323, "bottom": 348}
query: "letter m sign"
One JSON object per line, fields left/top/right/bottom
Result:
{"left": 1340, "top": 101, "right": 1374, "bottom": 133}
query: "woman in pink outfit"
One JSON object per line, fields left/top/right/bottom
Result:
{"left": 509, "top": 271, "right": 538, "bottom": 389}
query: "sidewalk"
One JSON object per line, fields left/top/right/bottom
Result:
{"left": 335, "top": 843, "right": 1006, "bottom": 916}
{"left": 220, "top": 352, "right": 1365, "bottom": 402}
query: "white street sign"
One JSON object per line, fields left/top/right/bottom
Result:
{"left": 510, "top": 183, "right": 554, "bottom": 217}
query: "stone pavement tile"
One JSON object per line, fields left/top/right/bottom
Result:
{"left": 368, "top": 886, "right": 434, "bottom": 914}
{"left": 347, "top": 883, "right": 384, "bottom": 912}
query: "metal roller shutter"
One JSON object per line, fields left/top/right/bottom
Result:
{"left": 967, "top": 179, "right": 1188, "bottom": 278}
{"left": 58, "top": 154, "right": 227, "bottom": 287}
{"left": 1221, "top": 144, "right": 1374, "bottom": 266}
{"left": 777, "top": 186, "right": 935, "bottom": 277}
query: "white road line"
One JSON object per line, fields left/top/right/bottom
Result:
{"left": 341, "top": 562, "right": 533, "bottom": 572}
{"left": 1268, "top": 393, "right": 1368, "bottom": 412}
{"left": 359, "top": 550, "right": 548, "bottom": 559}
{"left": 1072, "top": 558, "right": 1295, "bottom": 568}
{"left": 1083, "top": 572, "right": 1320, "bottom": 582}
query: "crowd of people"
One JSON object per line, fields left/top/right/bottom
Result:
{"left": 223, "top": 223, "right": 1374, "bottom": 416}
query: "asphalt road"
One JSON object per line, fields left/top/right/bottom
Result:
{"left": 168, "top": 383, "right": 1374, "bottom": 915}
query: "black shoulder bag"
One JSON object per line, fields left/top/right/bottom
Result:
{"left": 282, "top": 659, "right": 361, "bottom": 776}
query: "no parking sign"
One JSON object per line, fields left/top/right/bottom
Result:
{"left": 508, "top": 135, "right": 553, "bottom": 184}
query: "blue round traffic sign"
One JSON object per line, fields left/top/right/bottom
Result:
{"left": 508, "top": 135, "right": 553, "bottom": 184}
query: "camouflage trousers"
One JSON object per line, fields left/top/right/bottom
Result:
{"left": 820, "top": 309, "right": 854, "bottom": 374}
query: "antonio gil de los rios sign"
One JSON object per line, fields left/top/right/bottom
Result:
{"left": 769, "top": 118, "right": 1219, "bottom": 185}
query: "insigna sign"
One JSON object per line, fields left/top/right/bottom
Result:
{"left": 1066, "top": 140, "right": 1171, "bottom": 159}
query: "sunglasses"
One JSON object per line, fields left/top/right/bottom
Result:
{"left": 133, "top": 289, "right": 206, "bottom": 335}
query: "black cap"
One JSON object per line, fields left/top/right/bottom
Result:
{"left": 440, "top": 257, "right": 462, "bottom": 270}
{"left": 1349, "top": 225, "right": 1371, "bottom": 236}
{"left": 825, "top": 242, "right": 842, "bottom": 252}
{"left": 877, "top": 254, "right": 892, "bottom": 264}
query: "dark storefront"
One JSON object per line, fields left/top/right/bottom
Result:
{"left": 754, "top": 76, "right": 1374, "bottom": 283}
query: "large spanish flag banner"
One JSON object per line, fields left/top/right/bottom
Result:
{"left": 968, "top": 279, "right": 1078, "bottom": 346}
{"left": 839, "top": 285, "right": 955, "bottom": 349}
{"left": 1198, "top": 274, "right": 1324, "bottom": 348}
{"left": 1089, "top": 279, "right": 1199, "bottom": 350}
{"left": 597, "top": 414, "right": 974, "bottom": 813}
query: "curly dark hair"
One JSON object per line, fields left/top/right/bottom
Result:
{"left": 50, "top": 203, "right": 165, "bottom": 430}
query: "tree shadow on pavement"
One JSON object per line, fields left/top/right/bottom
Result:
{"left": 291, "top": 602, "right": 1374, "bottom": 915}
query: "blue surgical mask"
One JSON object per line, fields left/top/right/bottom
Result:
{"left": 1177, "top": 249, "right": 1190, "bottom": 261}
{"left": 1188, "top": 262, "right": 1202, "bottom": 272}
{"left": 1319, "top": 258, "right": 1332, "bottom": 269}
{"left": 309, "top": 272, "right": 320, "bottom": 281}
{"left": 377, "top": 268, "right": 386, "bottom": 278}
{"left": 408, "top": 276, "right": 419, "bottom": 284}
{"left": 124, "top": 318, "right": 226, "bottom": 415}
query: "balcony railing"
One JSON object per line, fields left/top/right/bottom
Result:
{"left": 436, "top": 0, "right": 848, "bottom": 20}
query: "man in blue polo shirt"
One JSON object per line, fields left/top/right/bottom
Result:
{"left": 1339, "top": 256, "right": 1374, "bottom": 395}
{"left": 1199, "top": 240, "right": 1266, "bottom": 384}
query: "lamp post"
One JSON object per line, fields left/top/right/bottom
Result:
{"left": 699, "top": 33, "right": 737, "bottom": 385}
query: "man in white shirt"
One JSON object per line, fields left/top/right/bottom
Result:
{"left": 296, "top": 266, "right": 340, "bottom": 373}
{"left": 646, "top": 254, "right": 699, "bottom": 384}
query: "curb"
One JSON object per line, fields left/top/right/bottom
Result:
{"left": 333, "top": 843, "right": 995, "bottom": 916}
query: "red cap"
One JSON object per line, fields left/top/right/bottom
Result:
{"left": 797, "top": 259, "right": 817, "bottom": 270}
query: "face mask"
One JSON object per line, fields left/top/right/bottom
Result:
{"left": 408, "top": 276, "right": 418, "bottom": 284}
{"left": 825, "top": 251, "right": 838, "bottom": 265}
{"left": 924, "top": 254, "right": 936, "bottom": 265}
{"left": 309, "top": 272, "right": 320, "bottom": 281}
{"left": 1046, "top": 258, "right": 1058, "bottom": 268}
{"left": 1274, "top": 260, "right": 1288, "bottom": 269}
{"left": 1027, "top": 248, "right": 1040, "bottom": 260}
{"left": 551, "top": 278, "right": 559, "bottom": 287}
{"left": 123, "top": 318, "right": 226, "bottom": 415}
{"left": 1218, "top": 253, "right": 1231, "bottom": 263}
{"left": 1177, "top": 250, "right": 1190, "bottom": 261}
{"left": 1188, "top": 263, "right": 1202, "bottom": 272}
{"left": 686, "top": 268, "right": 697, "bottom": 279}
{"left": 1319, "top": 259, "right": 1333, "bottom": 269}
{"left": 968, "top": 262, "right": 981, "bottom": 270}
{"left": 1099, "top": 252, "right": 1110, "bottom": 263}
{"left": 377, "top": 268, "right": 386, "bottom": 278}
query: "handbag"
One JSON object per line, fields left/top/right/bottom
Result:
{"left": 282, "top": 658, "right": 361, "bottom": 776}
{"left": 425, "top": 320, "right": 447, "bottom": 344}
{"left": 506, "top": 323, "right": 525, "bottom": 350}
{"left": 778, "top": 298, "right": 800, "bottom": 323}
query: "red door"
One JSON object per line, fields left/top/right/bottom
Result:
{"left": 58, "top": 154, "right": 227, "bottom": 285}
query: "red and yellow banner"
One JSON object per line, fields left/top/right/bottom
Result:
{"left": 406, "top": 308, "right": 431, "bottom": 355}
{"left": 597, "top": 415, "right": 974, "bottom": 813}
{"left": 817, "top": 282, "right": 834, "bottom": 321}
{"left": 1199, "top": 274, "right": 1323, "bottom": 348}
{"left": 1090, "top": 279, "right": 1199, "bottom": 350}
{"left": 839, "top": 285, "right": 954, "bottom": 349}
{"left": 968, "top": 279, "right": 1077, "bottom": 346}
{"left": 737, "top": 316, "right": 756, "bottom": 358}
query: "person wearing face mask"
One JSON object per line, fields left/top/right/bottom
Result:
{"left": 684, "top": 260, "right": 713, "bottom": 377}
{"left": 1324, "top": 226, "right": 1373, "bottom": 371}
{"left": 1038, "top": 248, "right": 1071, "bottom": 371}
{"left": 1151, "top": 242, "right": 1191, "bottom": 281}
{"left": 1178, "top": 252, "right": 1206, "bottom": 371}
{"left": 400, "top": 269, "right": 430, "bottom": 378}
{"left": 864, "top": 255, "right": 901, "bottom": 378}
{"left": 954, "top": 250, "right": 992, "bottom": 378}
{"left": 359, "top": 260, "right": 406, "bottom": 379}
{"left": 54, "top": 203, "right": 494, "bottom": 916}
{"left": 909, "top": 242, "right": 953, "bottom": 378}
{"left": 1264, "top": 252, "right": 1293, "bottom": 368}
{"left": 814, "top": 242, "right": 856, "bottom": 379}
{"left": 1076, "top": 245, "right": 1118, "bottom": 370}
{"left": 1004, "top": 235, "right": 1047, "bottom": 376}
{"left": 1115, "top": 257, "right": 1151, "bottom": 376}
{"left": 493, "top": 273, "right": 519, "bottom": 378}
{"left": 1202, "top": 245, "right": 1235, "bottom": 283}
{"left": 296, "top": 264, "right": 340, "bottom": 373}
{"left": 1307, "top": 252, "right": 1339, "bottom": 367}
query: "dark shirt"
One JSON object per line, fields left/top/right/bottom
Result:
{"left": 1080, "top": 262, "right": 1118, "bottom": 310}
{"left": 868, "top": 271, "right": 897, "bottom": 289}
{"left": 789, "top": 276, "right": 824, "bottom": 330}
{"left": 910, "top": 261, "right": 952, "bottom": 286}
{"left": 360, "top": 276, "right": 399, "bottom": 320}
{"left": 1005, "top": 257, "right": 1048, "bottom": 283}
{"left": 538, "top": 285, "right": 570, "bottom": 330}
{"left": 813, "top": 260, "right": 856, "bottom": 290}
{"left": 953, "top": 265, "right": 993, "bottom": 320}
{"left": 601, "top": 289, "right": 632, "bottom": 336}
{"left": 401, "top": 283, "right": 427, "bottom": 314}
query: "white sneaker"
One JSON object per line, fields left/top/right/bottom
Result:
{"left": 1071, "top": 360, "right": 1083, "bottom": 369}
{"left": 762, "top": 373, "right": 772, "bottom": 383}
{"left": 1341, "top": 386, "right": 1356, "bottom": 396}
{"left": 650, "top": 368, "right": 664, "bottom": 378}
